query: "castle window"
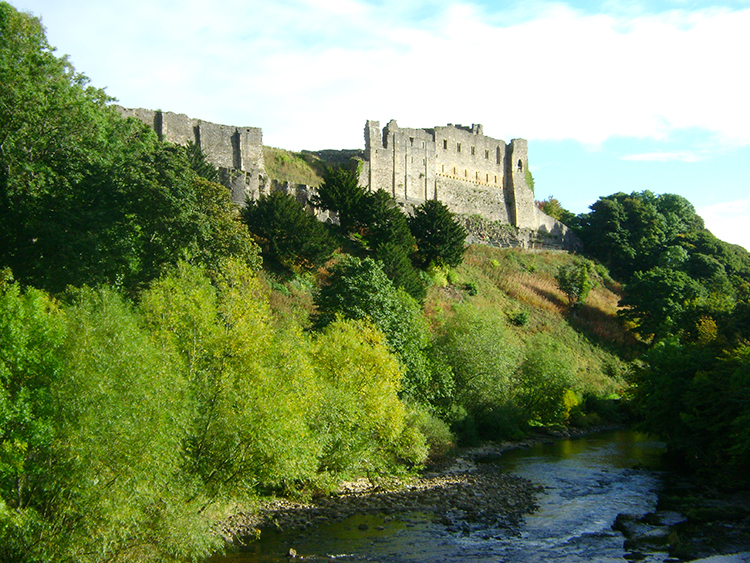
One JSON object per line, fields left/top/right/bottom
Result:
{"left": 411, "top": 156, "right": 414, "bottom": 163}
{"left": 410, "top": 137, "right": 414, "bottom": 146}
{"left": 485, "top": 149, "right": 489, "bottom": 159}
{"left": 443, "top": 139, "right": 448, "bottom": 149}
{"left": 442, "top": 164, "right": 445, "bottom": 173}
{"left": 471, "top": 146, "right": 475, "bottom": 156}
{"left": 464, "top": 169, "right": 468, "bottom": 177}
{"left": 494, "top": 175, "right": 498, "bottom": 183}
{"left": 453, "top": 166, "right": 456, "bottom": 175}
{"left": 486, "top": 173, "right": 489, "bottom": 182}
{"left": 457, "top": 143, "right": 461, "bottom": 153}
{"left": 475, "top": 171, "right": 479, "bottom": 180}
{"left": 517, "top": 159, "right": 523, "bottom": 172}
{"left": 496, "top": 146, "right": 502, "bottom": 164}
{"left": 422, "top": 141, "right": 425, "bottom": 148}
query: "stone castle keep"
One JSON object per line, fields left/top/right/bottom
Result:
{"left": 119, "top": 108, "right": 576, "bottom": 249}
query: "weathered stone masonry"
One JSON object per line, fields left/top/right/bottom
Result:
{"left": 119, "top": 107, "right": 578, "bottom": 249}
{"left": 361, "top": 120, "right": 538, "bottom": 228}
{"left": 118, "top": 107, "right": 267, "bottom": 205}
{"left": 361, "top": 120, "right": 576, "bottom": 248}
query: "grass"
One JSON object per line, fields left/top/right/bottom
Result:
{"left": 426, "top": 245, "right": 633, "bottom": 397}
{"left": 263, "top": 146, "right": 327, "bottom": 187}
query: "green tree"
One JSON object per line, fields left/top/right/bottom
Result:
{"left": 313, "top": 166, "right": 366, "bottom": 234}
{"left": 619, "top": 266, "right": 705, "bottom": 342}
{"left": 312, "top": 318, "right": 427, "bottom": 475}
{"left": 140, "top": 260, "right": 321, "bottom": 499}
{"left": 536, "top": 195, "right": 578, "bottom": 227}
{"left": 515, "top": 334, "right": 576, "bottom": 424}
{"left": 436, "top": 305, "right": 524, "bottom": 440}
{"left": 0, "top": 4, "right": 259, "bottom": 294}
{"left": 555, "top": 260, "right": 596, "bottom": 306}
{"left": 408, "top": 199, "right": 467, "bottom": 268}
{"left": 242, "top": 190, "right": 336, "bottom": 274}
{"left": 312, "top": 256, "right": 444, "bottom": 404}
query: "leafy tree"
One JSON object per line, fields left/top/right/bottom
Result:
{"left": 634, "top": 339, "right": 750, "bottom": 483}
{"left": 436, "top": 305, "right": 524, "bottom": 440}
{"left": 515, "top": 334, "right": 576, "bottom": 424}
{"left": 408, "top": 199, "right": 467, "bottom": 268}
{"left": 140, "top": 260, "right": 321, "bottom": 499}
{"left": 312, "top": 256, "right": 445, "bottom": 404}
{"left": 619, "top": 266, "right": 705, "bottom": 342}
{"left": 0, "top": 4, "right": 259, "bottom": 294}
{"left": 312, "top": 318, "right": 427, "bottom": 475}
{"left": 536, "top": 195, "right": 578, "bottom": 227}
{"left": 242, "top": 190, "right": 336, "bottom": 274}
{"left": 0, "top": 273, "right": 64, "bottom": 561}
{"left": 555, "top": 260, "right": 596, "bottom": 306}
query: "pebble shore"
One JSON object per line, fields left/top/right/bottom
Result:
{"left": 221, "top": 435, "right": 573, "bottom": 544}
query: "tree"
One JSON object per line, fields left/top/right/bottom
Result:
{"left": 536, "top": 195, "right": 578, "bottom": 227}
{"left": 242, "top": 190, "right": 336, "bottom": 274}
{"left": 0, "top": 4, "right": 260, "bottom": 294}
{"left": 313, "top": 166, "right": 366, "bottom": 234}
{"left": 555, "top": 260, "right": 596, "bottom": 307}
{"left": 312, "top": 256, "right": 443, "bottom": 404}
{"left": 408, "top": 199, "right": 467, "bottom": 268}
{"left": 619, "top": 267, "right": 705, "bottom": 342}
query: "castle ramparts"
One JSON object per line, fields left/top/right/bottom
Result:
{"left": 119, "top": 107, "right": 578, "bottom": 250}
{"left": 117, "top": 107, "right": 267, "bottom": 204}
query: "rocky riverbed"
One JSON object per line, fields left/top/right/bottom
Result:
{"left": 221, "top": 440, "right": 550, "bottom": 546}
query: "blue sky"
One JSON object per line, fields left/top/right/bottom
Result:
{"left": 12, "top": 0, "right": 750, "bottom": 250}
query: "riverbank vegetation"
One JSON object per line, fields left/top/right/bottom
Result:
{"left": 1, "top": 3, "right": 748, "bottom": 562}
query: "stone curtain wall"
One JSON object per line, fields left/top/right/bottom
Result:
{"left": 117, "top": 108, "right": 578, "bottom": 250}
{"left": 363, "top": 120, "right": 543, "bottom": 229}
{"left": 117, "top": 107, "right": 266, "bottom": 204}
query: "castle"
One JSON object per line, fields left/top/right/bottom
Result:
{"left": 118, "top": 108, "right": 577, "bottom": 249}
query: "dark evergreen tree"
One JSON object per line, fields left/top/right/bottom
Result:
{"left": 408, "top": 199, "right": 467, "bottom": 268}
{"left": 313, "top": 166, "right": 367, "bottom": 234}
{"left": 242, "top": 190, "right": 336, "bottom": 274}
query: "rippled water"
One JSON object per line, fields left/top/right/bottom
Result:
{"left": 211, "top": 430, "right": 666, "bottom": 563}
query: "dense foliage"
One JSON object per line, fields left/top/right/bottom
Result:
{"left": 7, "top": 2, "right": 734, "bottom": 560}
{"left": 241, "top": 190, "right": 336, "bottom": 275}
{"left": 576, "top": 190, "right": 750, "bottom": 482}
{"left": 0, "top": 4, "right": 258, "bottom": 294}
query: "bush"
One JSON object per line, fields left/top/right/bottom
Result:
{"left": 311, "top": 318, "right": 427, "bottom": 475}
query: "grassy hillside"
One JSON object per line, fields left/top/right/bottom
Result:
{"left": 263, "top": 146, "right": 327, "bottom": 186}
{"left": 426, "top": 246, "right": 630, "bottom": 399}
{"left": 267, "top": 244, "right": 632, "bottom": 435}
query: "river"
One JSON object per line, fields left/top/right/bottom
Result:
{"left": 212, "top": 430, "right": 684, "bottom": 562}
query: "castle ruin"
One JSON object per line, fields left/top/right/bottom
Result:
{"left": 117, "top": 107, "right": 266, "bottom": 205}
{"left": 119, "top": 107, "right": 577, "bottom": 249}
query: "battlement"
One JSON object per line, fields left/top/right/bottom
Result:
{"left": 362, "top": 119, "right": 536, "bottom": 228}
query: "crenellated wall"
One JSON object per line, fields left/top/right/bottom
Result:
{"left": 361, "top": 120, "right": 567, "bottom": 238}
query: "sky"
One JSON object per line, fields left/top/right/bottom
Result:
{"left": 12, "top": 0, "right": 750, "bottom": 250}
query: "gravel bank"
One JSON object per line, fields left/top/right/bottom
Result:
{"left": 222, "top": 442, "right": 548, "bottom": 544}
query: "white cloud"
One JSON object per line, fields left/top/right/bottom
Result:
{"left": 620, "top": 151, "right": 704, "bottom": 162}
{"left": 698, "top": 199, "right": 750, "bottom": 251}
{"left": 13, "top": 0, "right": 750, "bottom": 151}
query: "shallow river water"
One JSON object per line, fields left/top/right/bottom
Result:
{"left": 214, "top": 430, "right": 668, "bottom": 562}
